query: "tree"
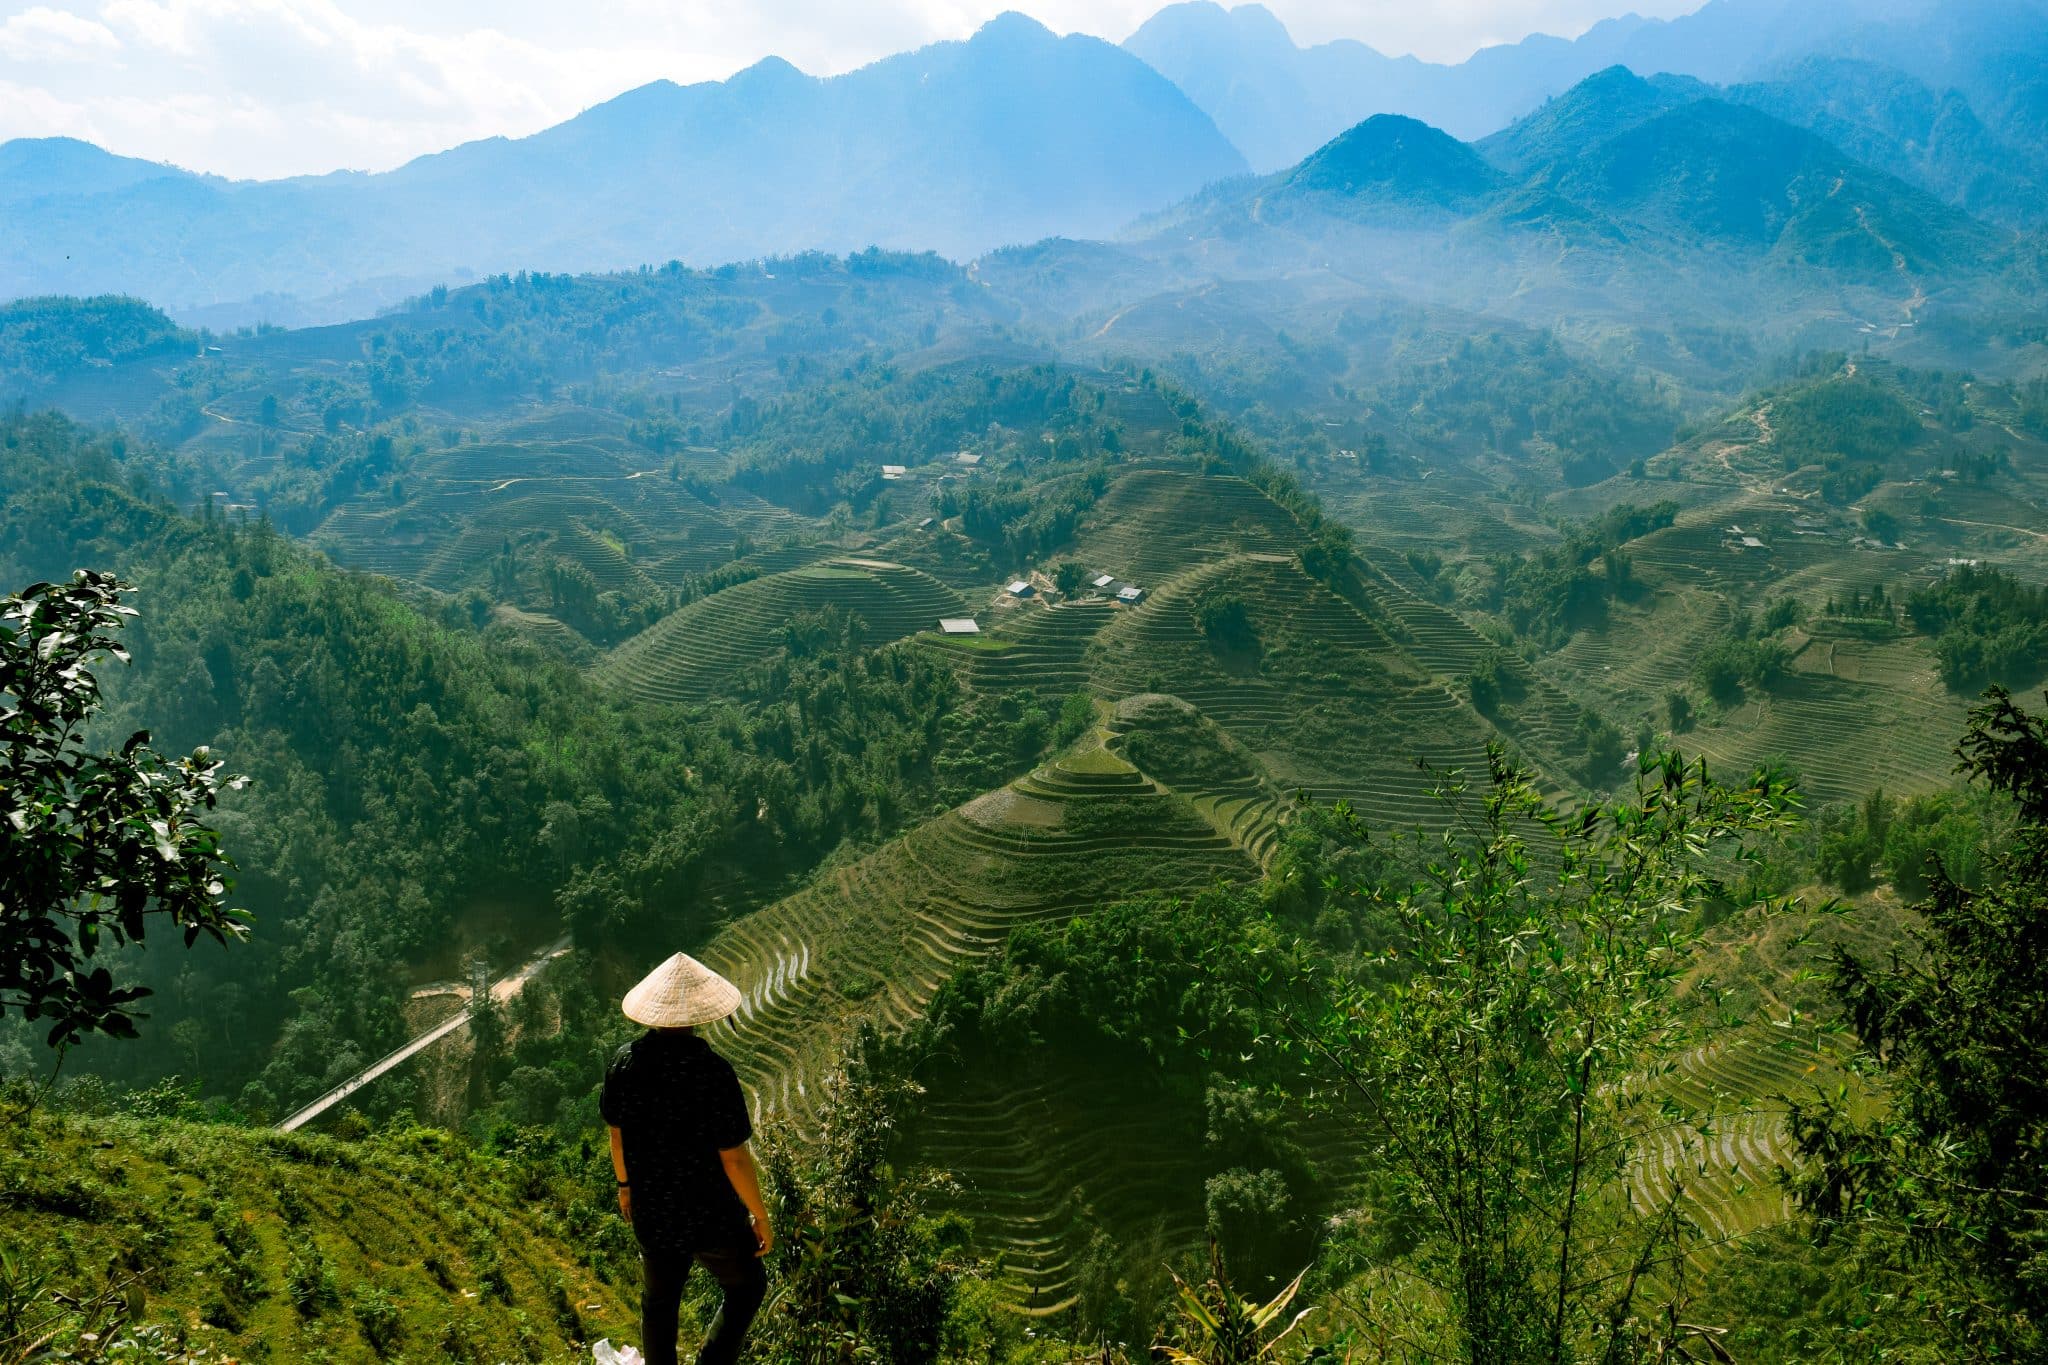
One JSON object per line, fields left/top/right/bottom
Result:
{"left": 1, "top": 572, "right": 246, "bottom": 1049}
{"left": 1054, "top": 561, "right": 1089, "bottom": 598}
{"left": 1267, "top": 747, "right": 1799, "bottom": 1364}
{"left": 1785, "top": 688, "right": 2048, "bottom": 1360}
{"left": 1195, "top": 594, "right": 1257, "bottom": 652}
{"left": 753, "top": 1028, "right": 970, "bottom": 1364}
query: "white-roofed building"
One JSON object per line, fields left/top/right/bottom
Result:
{"left": 1117, "top": 586, "right": 1145, "bottom": 603}
{"left": 938, "top": 618, "right": 980, "bottom": 635}
{"left": 1007, "top": 580, "right": 1034, "bottom": 597}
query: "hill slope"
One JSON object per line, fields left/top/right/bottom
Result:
{"left": 0, "top": 1108, "right": 638, "bottom": 1362}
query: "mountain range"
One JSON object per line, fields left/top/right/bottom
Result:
{"left": 0, "top": 0, "right": 2043, "bottom": 326}
{"left": 1125, "top": 0, "right": 2048, "bottom": 177}
{"left": 0, "top": 15, "right": 1242, "bottom": 325}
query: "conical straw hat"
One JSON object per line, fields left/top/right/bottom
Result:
{"left": 621, "top": 952, "right": 742, "bottom": 1028}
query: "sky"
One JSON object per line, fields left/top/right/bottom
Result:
{"left": 0, "top": 1, "right": 1710, "bottom": 180}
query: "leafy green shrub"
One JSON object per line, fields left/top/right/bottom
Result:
{"left": 1195, "top": 593, "right": 1257, "bottom": 651}
{"left": 754, "top": 1030, "right": 971, "bottom": 1365}
{"left": 349, "top": 1284, "right": 404, "bottom": 1356}
{"left": 1692, "top": 636, "right": 1789, "bottom": 704}
{"left": 284, "top": 1247, "right": 339, "bottom": 1316}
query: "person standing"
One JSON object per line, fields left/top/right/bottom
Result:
{"left": 602, "top": 952, "right": 772, "bottom": 1365}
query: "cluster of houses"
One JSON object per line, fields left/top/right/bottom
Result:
{"left": 880, "top": 451, "right": 981, "bottom": 483}
{"left": 1093, "top": 573, "right": 1146, "bottom": 604}
{"left": 1004, "top": 573, "right": 1144, "bottom": 604}
{"left": 936, "top": 567, "right": 1147, "bottom": 637}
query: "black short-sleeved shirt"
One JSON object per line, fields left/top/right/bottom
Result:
{"left": 600, "top": 1030, "right": 755, "bottom": 1254}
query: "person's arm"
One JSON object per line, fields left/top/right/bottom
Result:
{"left": 609, "top": 1125, "right": 631, "bottom": 1223}
{"left": 719, "top": 1144, "right": 772, "bottom": 1257}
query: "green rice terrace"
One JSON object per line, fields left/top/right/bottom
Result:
{"left": 702, "top": 735, "right": 1257, "bottom": 1125}
{"left": 597, "top": 560, "right": 966, "bottom": 703}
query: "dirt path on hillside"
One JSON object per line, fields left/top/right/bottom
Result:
{"left": 275, "top": 934, "right": 571, "bottom": 1132}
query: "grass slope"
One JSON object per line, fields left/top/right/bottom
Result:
{"left": 0, "top": 1109, "right": 635, "bottom": 1363}
{"left": 596, "top": 560, "right": 966, "bottom": 704}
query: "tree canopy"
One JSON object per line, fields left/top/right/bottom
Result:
{"left": 1, "top": 571, "right": 244, "bottom": 1047}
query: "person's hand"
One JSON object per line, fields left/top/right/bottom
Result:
{"left": 752, "top": 1217, "right": 773, "bottom": 1258}
{"left": 617, "top": 1187, "right": 633, "bottom": 1223}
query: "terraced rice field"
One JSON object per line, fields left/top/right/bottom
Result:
{"left": 684, "top": 749, "right": 1261, "bottom": 1309}
{"left": 1543, "top": 586, "right": 1733, "bottom": 722}
{"left": 910, "top": 1058, "right": 1381, "bottom": 1312}
{"left": 1087, "top": 554, "right": 1508, "bottom": 834}
{"left": 291, "top": 412, "right": 839, "bottom": 604}
{"left": 911, "top": 1069, "right": 1212, "bottom": 1311}
{"left": 1629, "top": 1027, "right": 1847, "bottom": 1247}
{"left": 1685, "top": 661, "right": 1977, "bottom": 802}
{"left": 700, "top": 743, "right": 1256, "bottom": 1130}
{"left": 920, "top": 600, "right": 1116, "bottom": 698}
{"left": 596, "top": 560, "right": 966, "bottom": 704}
{"left": 1106, "top": 693, "right": 1292, "bottom": 866}
{"left": 1075, "top": 469, "right": 1308, "bottom": 583}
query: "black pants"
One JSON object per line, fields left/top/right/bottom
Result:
{"left": 640, "top": 1245, "right": 767, "bottom": 1365}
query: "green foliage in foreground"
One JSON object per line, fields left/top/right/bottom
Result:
{"left": 0, "top": 1096, "right": 638, "bottom": 1363}
{"left": 0, "top": 1053, "right": 1079, "bottom": 1365}
{"left": 754, "top": 1032, "right": 969, "bottom": 1365}
{"left": 1788, "top": 689, "right": 2048, "bottom": 1362}
{"left": 1267, "top": 750, "right": 1800, "bottom": 1365}
{"left": 1, "top": 572, "right": 244, "bottom": 1047}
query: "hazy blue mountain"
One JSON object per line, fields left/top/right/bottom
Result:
{"left": 0, "top": 14, "right": 1244, "bottom": 324}
{"left": 1475, "top": 68, "right": 1712, "bottom": 179}
{"left": 1547, "top": 98, "right": 2002, "bottom": 275}
{"left": 1122, "top": 0, "right": 1777, "bottom": 164}
{"left": 1137, "top": 69, "right": 2003, "bottom": 324}
{"left": 1283, "top": 116, "right": 1504, "bottom": 215}
{"left": 1726, "top": 58, "right": 2048, "bottom": 229}
{"left": 0, "top": 138, "right": 197, "bottom": 205}
{"left": 1124, "top": 0, "right": 2048, "bottom": 175}
{"left": 1123, "top": 3, "right": 1423, "bottom": 171}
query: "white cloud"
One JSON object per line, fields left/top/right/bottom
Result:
{"left": 0, "top": 0, "right": 1709, "bottom": 177}
{"left": 0, "top": 5, "right": 117, "bottom": 61}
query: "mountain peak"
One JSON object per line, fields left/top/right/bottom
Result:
{"left": 1129, "top": 2, "right": 1297, "bottom": 56}
{"left": 729, "top": 54, "right": 810, "bottom": 88}
{"left": 0, "top": 136, "right": 192, "bottom": 203}
{"left": 1477, "top": 65, "right": 1714, "bottom": 178}
{"left": 1288, "top": 114, "right": 1503, "bottom": 209}
{"left": 972, "top": 11, "right": 1058, "bottom": 47}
